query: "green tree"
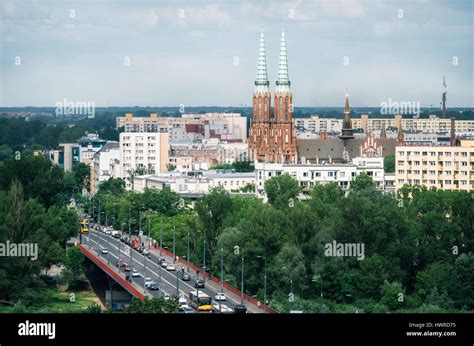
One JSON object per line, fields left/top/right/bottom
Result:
{"left": 350, "top": 173, "right": 375, "bottom": 192}
{"left": 384, "top": 154, "right": 395, "bottom": 173}
{"left": 264, "top": 174, "right": 300, "bottom": 210}
{"left": 124, "top": 296, "right": 179, "bottom": 313}
{"left": 380, "top": 280, "right": 405, "bottom": 311}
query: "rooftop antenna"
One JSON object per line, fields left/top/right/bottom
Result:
{"left": 442, "top": 76, "right": 447, "bottom": 118}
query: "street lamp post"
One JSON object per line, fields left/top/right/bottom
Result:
{"left": 148, "top": 220, "right": 151, "bottom": 250}
{"left": 187, "top": 230, "right": 190, "bottom": 273}
{"left": 143, "top": 250, "right": 148, "bottom": 293}
{"left": 290, "top": 278, "right": 293, "bottom": 313}
{"left": 128, "top": 206, "right": 133, "bottom": 272}
{"left": 220, "top": 246, "right": 224, "bottom": 312}
{"left": 160, "top": 220, "right": 163, "bottom": 258}
{"left": 203, "top": 239, "right": 206, "bottom": 273}
{"left": 240, "top": 256, "right": 245, "bottom": 304}
{"left": 257, "top": 255, "right": 267, "bottom": 313}
{"left": 173, "top": 220, "right": 176, "bottom": 264}
{"left": 98, "top": 199, "right": 101, "bottom": 225}
{"left": 139, "top": 204, "right": 144, "bottom": 236}
{"left": 113, "top": 200, "right": 116, "bottom": 229}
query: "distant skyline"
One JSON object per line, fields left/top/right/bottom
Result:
{"left": 1, "top": 0, "right": 473, "bottom": 107}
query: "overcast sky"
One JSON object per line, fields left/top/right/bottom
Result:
{"left": 1, "top": 0, "right": 472, "bottom": 107}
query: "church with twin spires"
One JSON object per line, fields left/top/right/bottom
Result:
{"left": 248, "top": 26, "right": 399, "bottom": 164}
{"left": 248, "top": 25, "right": 298, "bottom": 164}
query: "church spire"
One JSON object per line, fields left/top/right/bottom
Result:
{"left": 344, "top": 92, "right": 350, "bottom": 115}
{"left": 380, "top": 121, "right": 387, "bottom": 139}
{"left": 397, "top": 122, "right": 404, "bottom": 144}
{"left": 276, "top": 24, "right": 290, "bottom": 92}
{"left": 340, "top": 91, "right": 354, "bottom": 140}
{"left": 255, "top": 26, "right": 269, "bottom": 92}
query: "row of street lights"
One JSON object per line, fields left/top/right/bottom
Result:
{"left": 91, "top": 200, "right": 326, "bottom": 313}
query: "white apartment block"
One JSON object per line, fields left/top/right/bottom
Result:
{"left": 352, "top": 115, "right": 474, "bottom": 134}
{"left": 116, "top": 112, "right": 247, "bottom": 143}
{"left": 119, "top": 131, "right": 169, "bottom": 189}
{"left": 255, "top": 156, "right": 385, "bottom": 200}
{"left": 133, "top": 171, "right": 255, "bottom": 194}
{"left": 294, "top": 116, "right": 342, "bottom": 133}
{"left": 91, "top": 142, "right": 120, "bottom": 194}
{"left": 395, "top": 140, "right": 474, "bottom": 191}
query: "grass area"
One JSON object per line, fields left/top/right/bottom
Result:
{"left": 0, "top": 287, "right": 103, "bottom": 313}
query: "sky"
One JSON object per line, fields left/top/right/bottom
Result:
{"left": 0, "top": 0, "right": 473, "bottom": 107}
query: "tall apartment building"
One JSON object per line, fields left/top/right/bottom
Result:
{"left": 119, "top": 131, "right": 169, "bottom": 188}
{"left": 395, "top": 139, "right": 474, "bottom": 191}
{"left": 294, "top": 116, "right": 342, "bottom": 133}
{"left": 116, "top": 112, "right": 247, "bottom": 143}
{"left": 352, "top": 114, "right": 474, "bottom": 134}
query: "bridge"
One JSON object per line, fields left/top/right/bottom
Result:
{"left": 76, "top": 226, "right": 276, "bottom": 313}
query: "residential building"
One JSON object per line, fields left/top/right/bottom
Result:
{"left": 116, "top": 112, "right": 247, "bottom": 143}
{"left": 119, "top": 130, "right": 169, "bottom": 189}
{"left": 255, "top": 156, "right": 385, "bottom": 200}
{"left": 395, "top": 139, "right": 474, "bottom": 191}
{"left": 133, "top": 170, "right": 255, "bottom": 194}
{"left": 90, "top": 142, "right": 120, "bottom": 194}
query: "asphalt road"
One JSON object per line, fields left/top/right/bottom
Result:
{"left": 81, "top": 228, "right": 243, "bottom": 312}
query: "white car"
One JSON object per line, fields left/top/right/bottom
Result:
{"left": 145, "top": 277, "right": 153, "bottom": 287}
{"left": 101, "top": 248, "right": 109, "bottom": 254}
{"left": 215, "top": 292, "right": 226, "bottom": 301}
{"left": 143, "top": 249, "right": 149, "bottom": 256}
{"left": 162, "top": 292, "right": 170, "bottom": 300}
{"left": 166, "top": 264, "right": 176, "bottom": 271}
{"left": 104, "top": 230, "right": 112, "bottom": 235}
{"left": 132, "top": 269, "right": 140, "bottom": 277}
{"left": 178, "top": 297, "right": 187, "bottom": 307}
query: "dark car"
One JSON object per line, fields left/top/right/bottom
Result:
{"left": 182, "top": 273, "right": 190, "bottom": 281}
{"left": 195, "top": 280, "right": 205, "bottom": 288}
{"left": 123, "top": 265, "right": 131, "bottom": 272}
{"left": 203, "top": 266, "right": 212, "bottom": 274}
{"left": 234, "top": 304, "right": 247, "bottom": 314}
{"left": 116, "top": 260, "right": 125, "bottom": 267}
{"left": 148, "top": 282, "right": 159, "bottom": 290}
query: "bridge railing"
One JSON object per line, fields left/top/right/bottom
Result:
{"left": 77, "top": 243, "right": 145, "bottom": 301}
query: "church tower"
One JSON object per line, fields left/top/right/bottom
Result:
{"left": 340, "top": 92, "right": 354, "bottom": 140}
{"left": 248, "top": 27, "right": 271, "bottom": 162}
{"left": 270, "top": 25, "right": 297, "bottom": 163}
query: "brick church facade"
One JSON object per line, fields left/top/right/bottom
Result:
{"left": 248, "top": 26, "right": 298, "bottom": 164}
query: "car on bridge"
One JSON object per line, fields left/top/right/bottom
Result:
{"left": 161, "top": 261, "right": 168, "bottom": 268}
{"left": 234, "top": 304, "right": 247, "bottom": 314}
{"left": 182, "top": 273, "right": 190, "bottom": 281}
{"left": 177, "top": 305, "right": 195, "bottom": 313}
{"left": 101, "top": 248, "right": 109, "bottom": 254}
{"left": 162, "top": 292, "right": 171, "bottom": 300}
{"left": 116, "top": 260, "right": 125, "bottom": 267}
{"left": 123, "top": 264, "right": 131, "bottom": 272}
{"left": 166, "top": 264, "right": 176, "bottom": 271}
{"left": 215, "top": 292, "right": 226, "bottom": 301}
{"left": 195, "top": 280, "right": 205, "bottom": 288}
{"left": 132, "top": 269, "right": 140, "bottom": 277}
{"left": 145, "top": 277, "right": 153, "bottom": 287}
{"left": 148, "top": 282, "right": 159, "bottom": 290}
